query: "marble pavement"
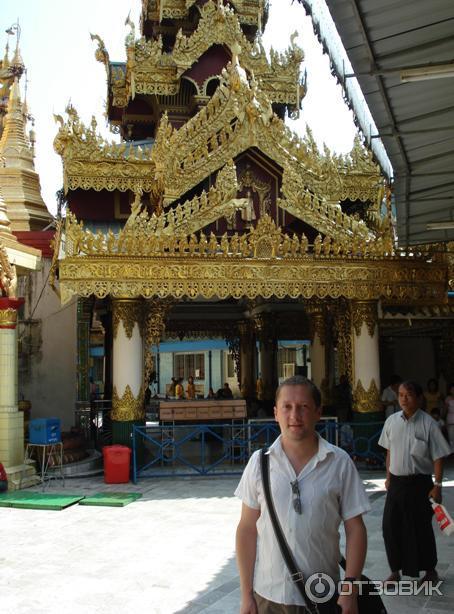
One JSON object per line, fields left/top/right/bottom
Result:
{"left": 1, "top": 462, "right": 453, "bottom": 614}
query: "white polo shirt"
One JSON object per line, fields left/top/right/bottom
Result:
{"left": 378, "top": 409, "right": 451, "bottom": 476}
{"left": 235, "top": 435, "right": 370, "bottom": 607}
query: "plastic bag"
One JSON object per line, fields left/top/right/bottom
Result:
{"left": 431, "top": 498, "right": 454, "bottom": 536}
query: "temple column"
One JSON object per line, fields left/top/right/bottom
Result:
{"left": 143, "top": 298, "right": 171, "bottom": 388}
{"left": 0, "top": 297, "right": 24, "bottom": 467}
{"left": 238, "top": 320, "right": 255, "bottom": 399}
{"left": 111, "top": 298, "right": 144, "bottom": 446}
{"left": 351, "top": 300, "right": 381, "bottom": 415}
{"left": 307, "top": 304, "right": 327, "bottom": 397}
{"left": 254, "top": 313, "right": 278, "bottom": 403}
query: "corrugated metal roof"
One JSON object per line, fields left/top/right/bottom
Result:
{"left": 302, "top": 0, "right": 454, "bottom": 245}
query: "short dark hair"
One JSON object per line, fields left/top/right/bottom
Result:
{"left": 275, "top": 375, "right": 321, "bottom": 408}
{"left": 399, "top": 380, "right": 423, "bottom": 397}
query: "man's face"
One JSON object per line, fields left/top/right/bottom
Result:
{"left": 398, "top": 385, "right": 419, "bottom": 414}
{"left": 274, "top": 385, "right": 322, "bottom": 442}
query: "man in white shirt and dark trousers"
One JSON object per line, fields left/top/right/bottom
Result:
{"left": 379, "top": 380, "right": 451, "bottom": 585}
{"left": 235, "top": 376, "right": 370, "bottom": 614}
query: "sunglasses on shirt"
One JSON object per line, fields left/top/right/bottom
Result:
{"left": 290, "top": 479, "right": 302, "bottom": 514}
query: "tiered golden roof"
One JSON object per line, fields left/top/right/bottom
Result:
{"left": 141, "top": 0, "right": 268, "bottom": 28}
{"left": 99, "top": 2, "right": 302, "bottom": 109}
{"left": 54, "top": 1, "right": 450, "bottom": 308}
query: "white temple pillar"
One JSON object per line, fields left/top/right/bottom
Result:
{"left": 351, "top": 300, "right": 381, "bottom": 413}
{"left": 111, "top": 298, "right": 144, "bottom": 444}
{"left": 0, "top": 297, "right": 24, "bottom": 467}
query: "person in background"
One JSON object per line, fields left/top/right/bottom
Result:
{"left": 333, "top": 374, "right": 352, "bottom": 422}
{"left": 186, "top": 375, "right": 196, "bottom": 399}
{"left": 217, "top": 382, "right": 233, "bottom": 399}
{"left": 381, "top": 374, "right": 402, "bottom": 418}
{"left": 443, "top": 382, "right": 454, "bottom": 451}
{"left": 168, "top": 377, "right": 177, "bottom": 397}
{"left": 379, "top": 380, "right": 451, "bottom": 586}
{"left": 175, "top": 378, "right": 184, "bottom": 399}
{"left": 423, "top": 378, "right": 443, "bottom": 413}
{"left": 206, "top": 387, "right": 216, "bottom": 399}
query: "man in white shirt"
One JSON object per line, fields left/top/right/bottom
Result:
{"left": 379, "top": 380, "right": 451, "bottom": 585}
{"left": 235, "top": 376, "right": 370, "bottom": 614}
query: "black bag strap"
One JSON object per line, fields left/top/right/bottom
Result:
{"left": 260, "top": 448, "right": 320, "bottom": 614}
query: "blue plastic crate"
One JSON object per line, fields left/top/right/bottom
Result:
{"left": 29, "top": 418, "right": 61, "bottom": 444}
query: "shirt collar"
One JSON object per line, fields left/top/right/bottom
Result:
{"left": 400, "top": 408, "right": 422, "bottom": 422}
{"left": 268, "top": 433, "right": 334, "bottom": 463}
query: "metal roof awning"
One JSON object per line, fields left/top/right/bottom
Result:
{"left": 300, "top": 0, "right": 454, "bottom": 245}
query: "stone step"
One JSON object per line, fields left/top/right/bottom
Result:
{"left": 8, "top": 475, "right": 41, "bottom": 491}
{"left": 5, "top": 463, "right": 40, "bottom": 491}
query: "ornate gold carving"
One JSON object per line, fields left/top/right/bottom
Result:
{"left": 333, "top": 300, "right": 353, "bottom": 386}
{"left": 0, "top": 240, "right": 17, "bottom": 298}
{"left": 59, "top": 220, "right": 448, "bottom": 307}
{"left": 112, "top": 299, "right": 143, "bottom": 339}
{"left": 142, "top": 1, "right": 267, "bottom": 28}
{"left": 143, "top": 298, "right": 173, "bottom": 388}
{"left": 126, "top": 3, "right": 303, "bottom": 106}
{"left": 54, "top": 106, "right": 155, "bottom": 194}
{"left": 353, "top": 379, "right": 380, "bottom": 413}
{"left": 351, "top": 301, "right": 378, "bottom": 337}
{"left": 0, "top": 307, "right": 17, "bottom": 327}
{"left": 306, "top": 304, "right": 326, "bottom": 346}
{"left": 112, "top": 384, "right": 145, "bottom": 421}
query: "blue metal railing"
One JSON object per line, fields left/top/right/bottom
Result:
{"left": 132, "top": 420, "right": 385, "bottom": 482}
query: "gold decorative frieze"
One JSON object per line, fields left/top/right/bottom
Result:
{"left": 351, "top": 300, "right": 378, "bottom": 337}
{"left": 112, "top": 384, "right": 145, "bottom": 421}
{"left": 112, "top": 299, "right": 143, "bottom": 339}
{"left": 59, "top": 250, "right": 447, "bottom": 307}
{"left": 353, "top": 379, "right": 380, "bottom": 413}
{"left": 0, "top": 308, "right": 17, "bottom": 327}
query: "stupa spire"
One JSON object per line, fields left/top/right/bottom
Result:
{"left": 0, "top": 77, "right": 33, "bottom": 169}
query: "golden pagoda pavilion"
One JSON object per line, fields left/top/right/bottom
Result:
{"left": 52, "top": 0, "right": 452, "bottom": 444}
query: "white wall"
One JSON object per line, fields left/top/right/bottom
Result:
{"left": 18, "top": 259, "right": 77, "bottom": 430}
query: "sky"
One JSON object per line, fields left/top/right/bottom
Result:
{"left": 1, "top": 0, "right": 358, "bottom": 215}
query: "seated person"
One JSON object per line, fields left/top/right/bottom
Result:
{"left": 216, "top": 382, "right": 233, "bottom": 399}
{"left": 168, "top": 377, "right": 177, "bottom": 397}
{"left": 175, "top": 378, "right": 184, "bottom": 399}
{"left": 206, "top": 387, "right": 215, "bottom": 399}
{"left": 186, "top": 376, "right": 196, "bottom": 400}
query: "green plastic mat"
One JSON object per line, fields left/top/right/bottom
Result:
{"left": 78, "top": 492, "right": 142, "bottom": 507}
{"left": 0, "top": 492, "right": 84, "bottom": 510}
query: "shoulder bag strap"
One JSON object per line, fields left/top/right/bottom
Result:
{"left": 260, "top": 448, "right": 319, "bottom": 614}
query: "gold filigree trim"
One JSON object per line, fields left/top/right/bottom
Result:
{"left": 112, "top": 384, "right": 145, "bottom": 421}
{"left": 59, "top": 254, "right": 447, "bottom": 306}
{"left": 112, "top": 299, "right": 143, "bottom": 339}
{"left": 0, "top": 308, "right": 17, "bottom": 327}
{"left": 353, "top": 379, "right": 380, "bottom": 413}
{"left": 351, "top": 301, "right": 378, "bottom": 337}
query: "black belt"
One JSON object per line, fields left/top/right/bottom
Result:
{"left": 390, "top": 473, "right": 432, "bottom": 483}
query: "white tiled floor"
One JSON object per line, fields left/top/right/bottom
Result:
{"left": 1, "top": 464, "right": 453, "bottom": 613}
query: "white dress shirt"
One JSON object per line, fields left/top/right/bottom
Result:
{"left": 235, "top": 435, "right": 370, "bottom": 607}
{"left": 379, "top": 409, "right": 451, "bottom": 476}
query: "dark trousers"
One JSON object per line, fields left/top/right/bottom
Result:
{"left": 254, "top": 592, "right": 340, "bottom": 614}
{"left": 382, "top": 473, "right": 437, "bottom": 576}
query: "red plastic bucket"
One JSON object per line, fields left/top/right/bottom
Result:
{"left": 103, "top": 445, "right": 131, "bottom": 484}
